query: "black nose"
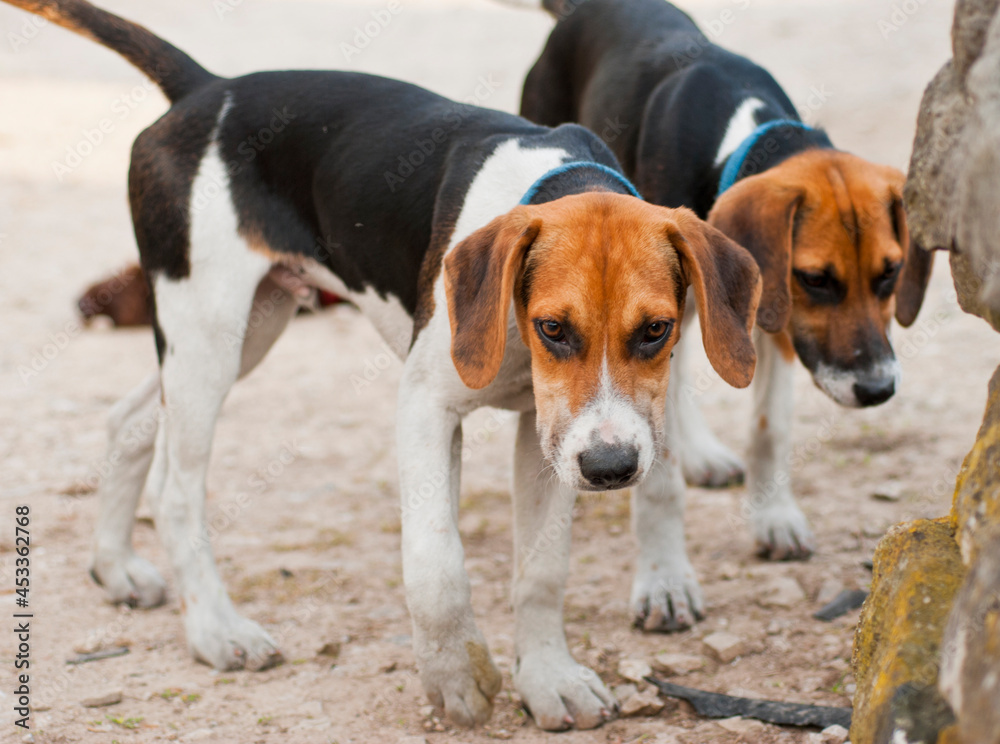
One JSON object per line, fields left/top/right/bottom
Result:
{"left": 853, "top": 378, "right": 895, "bottom": 407}
{"left": 578, "top": 443, "right": 639, "bottom": 489}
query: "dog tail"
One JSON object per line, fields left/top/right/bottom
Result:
{"left": 492, "top": 0, "right": 576, "bottom": 17}
{"left": 4, "top": 0, "right": 217, "bottom": 102}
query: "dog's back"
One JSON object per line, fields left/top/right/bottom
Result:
{"left": 521, "top": 0, "right": 799, "bottom": 211}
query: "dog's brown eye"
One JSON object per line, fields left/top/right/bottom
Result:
{"left": 539, "top": 320, "right": 564, "bottom": 341}
{"left": 798, "top": 271, "right": 828, "bottom": 289}
{"left": 644, "top": 321, "right": 668, "bottom": 343}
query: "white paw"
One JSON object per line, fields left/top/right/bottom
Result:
{"left": 184, "top": 599, "right": 283, "bottom": 671}
{"left": 417, "top": 634, "right": 502, "bottom": 727}
{"left": 90, "top": 551, "right": 167, "bottom": 609}
{"left": 752, "top": 503, "right": 815, "bottom": 561}
{"left": 515, "top": 650, "right": 616, "bottom": 730}
{"left": 680, "top": 432, "right": 745, "bottom": 488}
{"left": 630, "top": 560, "right": 705, "bottom": 632}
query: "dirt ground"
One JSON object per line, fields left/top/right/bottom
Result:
{"left": 1, "top": 0, "right": 996, "bottom": 742}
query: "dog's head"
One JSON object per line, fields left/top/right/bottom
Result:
{"left": 444, "top": 193, "right": 760, "bottom": 491}
{"left": 709, "top": 149, "right": 933, "bottom": 408}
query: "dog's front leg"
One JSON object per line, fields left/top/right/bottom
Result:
{"left": 746, "top": 330, "right": 815, "bottom": 560}
{"left": 511, "top": 410, "right": 617, "bottom": 730}
{"left": 630, "top": 400, "right": 705, "bottom": 632}
{"left": 398, "top": 380, "right": 501, "bottom": 727}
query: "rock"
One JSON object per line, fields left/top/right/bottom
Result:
{"left": 702, "top": 632, "right": 745, "bottom": 663}
{"left": 80, "top": 689, "right": 123, "bottom": 707}
{"left": 871, "top": 481, "right": 903, "bottom": 501}
{"left": 316, "top": 641, "right": 341, "bottom": 658}
{"left": 715, "top": 716, "right": 764, "bottom": 735}
{"left": 816, "top": 577, "right": 845, "bottom": 605}
{"left": 758, "top": 576, "right": 806, "bottom": 608}
{"left": 939, "top": 528, "right": 1000, "bottom": 744}
{"left": 617, "top": 658, "right": 652, "bottom": 683}
{"left": 612, "top": 683, "right": 638, "bottom": 703}
{"left": 953, "top": 366, "right": 1000, "bottom": 565}
{"left": 819, "top": 723, "right": 849, "bottom": 744}
{"left": 398, "top": 738, "right": 429, "bottom": 744}
{"left": 850, "top": 518, "right": 964, "bottom": 744}
{"left": 766, "top": 618, "right": 791, "bottom": 635}
{"left": 652, "top": 652, "right": 705, "bottom": 676}
{"left": 619, "top": 687, "right": 664, "bottom": 717}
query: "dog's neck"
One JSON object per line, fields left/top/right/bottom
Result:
{"left": 717, "top": 120, "right": 834, "bottom": 198}
{"left": 520, "top": 161, "right": 640, "bottom": 206}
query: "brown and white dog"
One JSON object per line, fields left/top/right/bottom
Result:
{"left": 509, "top": 0, "right": 933, "bottom": 630}
{"left": 7, "top": 0, "right": 762, "bottom": 730}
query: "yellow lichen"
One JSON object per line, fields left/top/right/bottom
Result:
{"left": 851, "top": 518, "right": 965, "bottom": 743}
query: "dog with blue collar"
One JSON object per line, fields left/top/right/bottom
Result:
{"left": 510, "top": 0, "right": 934, "bottom": 630}
{"left": 4, "top": 0, "right": 769, "bottom": 730}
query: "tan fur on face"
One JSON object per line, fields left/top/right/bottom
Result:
{"left": 708, "top": 149, "right": 928, "bottom": 371}
{"left": 514, "top": 196, "right": 685, "bottom": 442}
{"left": 444, "top": 192, "right": 760, "bottom": 480}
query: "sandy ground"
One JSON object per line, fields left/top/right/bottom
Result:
{"left": 1, "top": 0, "right": 997, "bottom": 742}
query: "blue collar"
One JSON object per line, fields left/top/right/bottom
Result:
{"left": 716, "top": 119, "right": 815, "bottom": 198}
{"left": 519, "top": 161, "right": 641, "bottom": 205}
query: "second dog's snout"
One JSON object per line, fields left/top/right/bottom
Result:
{"left": 578, "top": 443, "right": 639, "bottom": 489}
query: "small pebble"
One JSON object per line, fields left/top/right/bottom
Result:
{"left": 820, "top": 723, "right": 849, "bottom": 743}
{"left": 316, "top": 641, "right": 341, "bottom": 658}
{"left": 652, "top": 652, "right": 705, "bottom": 676}
{"left": 619, "top": 687, "right": 664, "bottom": 717}
{"left": 618, "top": 658, "right": 652, "bottom": 683}
{"left": 871, "top": 481, "right": 903, "bottom": 501}
{"left": 702, "top": 631, "right": 745, "bottom": 663}
{"left": 612, "top": 683, "right": 638, "bottom": 703}
{"left": 80, "top": 689, "right": 123, "bottom": 708}
{"left": 716, "top": 716, "right": 764, "bottom": 734}
{"left": 759, "top": 576, "right": 806, "bottom": 608}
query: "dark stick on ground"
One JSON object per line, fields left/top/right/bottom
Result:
{"left": 67, "top": 646, "right": 130, "bottom": 665}
{"left": 814, "top": 588, "right": 870, "bottom": 622}
{"left": 645, "top": 677, "right": 852, "bottom": 728}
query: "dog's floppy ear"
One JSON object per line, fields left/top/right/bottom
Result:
{"left": 708, "top": 175, "right": 803, "bottom": 333}
{"left": 890, "top": 192, "right": 933, "bottom": 327}
{"left": 666, "top": 208, "right": 762, "bottom": 388}
{"left": 444, "top": 207, "right": 542, "bottom": 389}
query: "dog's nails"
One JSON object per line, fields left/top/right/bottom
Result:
{"left": 564, "top": 715, "right": 575, "bottom": 726}
{"left": 601, "top": 708, "right": 612, "bottom": 719}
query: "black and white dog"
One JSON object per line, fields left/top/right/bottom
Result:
{"left": 8, "top": 0, "right": 763, "bottom": 730}
{"left": 512, "top": 0, "right": 931, "bottom": 583}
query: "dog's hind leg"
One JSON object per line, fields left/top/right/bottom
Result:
{"left": 90, "top": 272, "right": 299, "bottom": 611}
{"left": 91, "top": 370, "right": 168, "bottom": 608}
{"left": 141, "top": 147, "right": 292, "bottom": 670}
